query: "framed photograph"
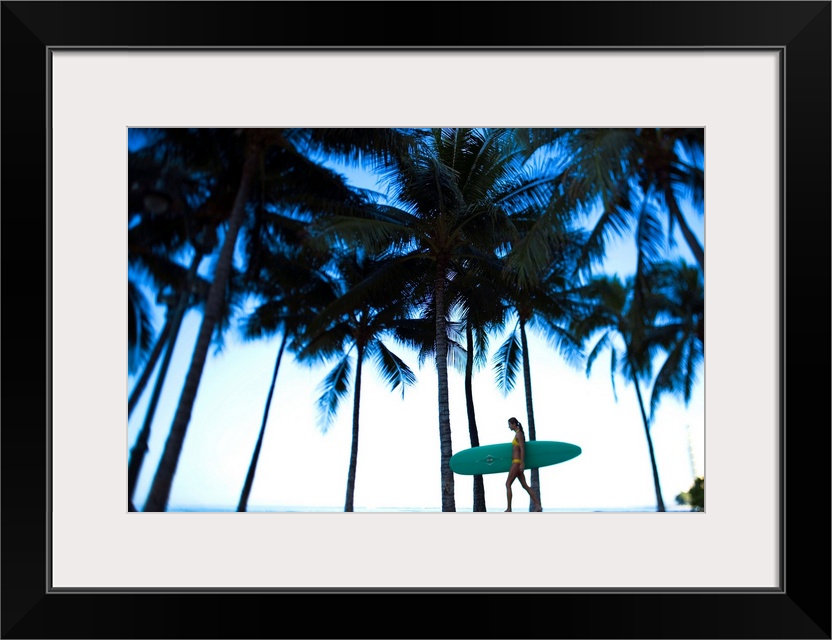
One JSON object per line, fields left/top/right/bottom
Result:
{"left": 3, "top": 2, "right": 829, "bottom": 638}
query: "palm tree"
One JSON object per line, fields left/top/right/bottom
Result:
{"left": 386, "top": 282, "right": 487, "bottom": 511}
{"left": 570, "top": 273, "right": 668, "bottom": 511}
{"left": 451, "top": 264, "right": 508, "bottom": 512}
{"left": 554, "top": 128, "right": 704, "bottom": 272}
{"left": 128, "top": 279, "right": 157, "bottom": 379}
{"left": 644, "top": 260, "right": 704, "bottom": 419}
{"left": 234, "top": 221, "right": 336, "bottom": 512}
{"left": 297, "top": 249, "right": 417, "bottom": 512}
{"left": 232, "top": 132, "right": 420, "bottom": 513}
{"left": 143, "top": 129, "right": 271, "bottom": 511}
{"left": 127, "top": 135, "right": 222, "bottom": 415}
{"left": 310, "top": 128, "right": 548, "bottom": 510}
{"left": 127, "top": 250, "right": 206, "bottom": 510}
{"left": 483, "top": 142, "right": 590, "bottom": 511}
{"left": 128, "top": 135, "right": 237, "bottom": 510}
{"left": 492, "top": 233, "right": 586, "bottom": 510}
{"left": 142, "top": 127, "right": 414, "bottom": 511}
{"left": 310, "top": 128, "right": 597, "bottom": 510}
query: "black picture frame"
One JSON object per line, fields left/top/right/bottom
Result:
{"left": 2, "top": 2, "right": 829, "bottom": 638}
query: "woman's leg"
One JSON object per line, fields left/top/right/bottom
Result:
{"left": 505, "top": 466, "right": 519, "bottom": 512}
{"left": 518, "top": 473, "right": 542, "bottom": 511}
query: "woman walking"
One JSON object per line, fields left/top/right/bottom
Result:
{"left": 505, "top": 417, "right": 543, "bottom": 512}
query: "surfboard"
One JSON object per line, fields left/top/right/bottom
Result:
{"left": 449, "top": 440, "right": 581, "bottom": 475}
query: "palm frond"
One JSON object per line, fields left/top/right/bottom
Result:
{"left": 575, "top": 185, "right": 635, "bottom": 273}
{"left": 446, "top": 337, "right": 468, "bottom": 376}
{"left": 492, "top": 330, "right": 522, "bottom": 395}
{"left": 473, "top": 324, "right": 493, "bottom": 370}
{"left": 239, "top": 299, "right": 289, "bottom": 340}
{"left": 634, "top": 193, "right": 667, "bottom": 269}
{"left": 585, "top": 331, "right": 611, "bottom": 377}
{"left": 535, "top": 322, "right": 586, "bottom": 370}
{"left": 649, "top": 332, "right": 703, "bottom": 419}
{"left": 291, "top": 128, "right": 424, "bottom": 170}
{"left": 368, "top": 340, "right": 417, "bottom": 398}
{"left": 128, "top": 279, "right": 156, "bottom": 373}
{"left": 297, "top": 321, "right": 353, "bottom": 363}
{"left": 608, "top": 345, "right": 619, "bottom": 401}
{"left": 315, "top": 354, "right": 353, "bottom": 433}
{"left": 308, "top": 212, "right": 415, "bottom": 257}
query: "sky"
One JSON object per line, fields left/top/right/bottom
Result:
{"left": 127, "top": 143, "right": 705, "bottom": 513}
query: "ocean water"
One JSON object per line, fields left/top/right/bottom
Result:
{"left": 162, "top": 504, "right": 698, "bottom": 513}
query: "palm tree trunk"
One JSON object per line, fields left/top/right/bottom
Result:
{"left": 128, "top": 318, "right": 171, "bottom": 418}
{"left": 143, "top": 140, "right": 259, "bottom": 512}
{"left": 464, "top": 320, "right": 486, "bottom": 512}
{"left": 127, "top": 278, "right": 192, "bottom": 509}
{"left": 631, "top": 370, "right": 665, "bottom": 512}
{"left": 128, "top": 246, "right": 205, "bottom": 417}
{"left": 345, "top": 344, "right": 364, "bottom": 512}
{"left": 664, "top": 186, "right": 704, "bottom": 269}
{"left": 237, "top": 334, "right": 287, "bottom": 512}
{"left": 435, "top": 258, "right": 455, "bottom": 512}
{"left": 520, "top": 319, "right": 540, "bottom": 511}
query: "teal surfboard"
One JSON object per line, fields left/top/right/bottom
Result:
{"left": 449, "top": 440, "right": 581, "bottom": 475}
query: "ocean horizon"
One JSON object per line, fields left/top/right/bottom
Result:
{"left": 147, "top": 504, "right": 698, "bottom": 513}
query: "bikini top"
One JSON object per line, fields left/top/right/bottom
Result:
{"left": 512, "top": 437, "right": 519, "bottom": 446}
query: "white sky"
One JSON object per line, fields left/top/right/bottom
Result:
{"left": 128, "top": 156, "right": 704, "bottom": 513}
